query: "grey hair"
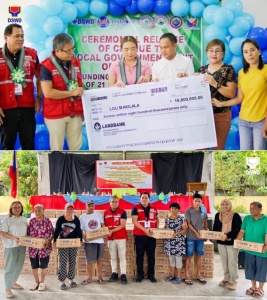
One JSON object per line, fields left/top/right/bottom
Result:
{"left": 34, "top": 204, "right": 44, "bottom": 210}
{"left": 53, "top": 33, "right": 74, "bottom": 51}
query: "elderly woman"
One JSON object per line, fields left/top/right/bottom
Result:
{"left": 108, "top": 36, "right": 151, "bottom": 87}
{"left": 27, "top": 204, "right": 54, "bottom": 291}
{"left": 199, "top": 39, "right": 237, "bottom": 150}
{"left": 1, "top": 201, "right": 28, "bottom": 299}
{"left": 236, "top": 202, "right": 267, "bottom": 298}
{"left": 54, "top": 202, "right": 82, "bottom": 290}
{"left": 213, "top": 199, "right": 242, "bottom": 290}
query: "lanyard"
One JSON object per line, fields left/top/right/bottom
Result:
{"left": 119, "top": 57, "right": 141, "bottom": 85}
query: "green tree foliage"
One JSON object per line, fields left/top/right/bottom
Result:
{"left": 215, "top": 151, "right": 267, "bottom": 196}
{"left": 0, "top": 151, "right": 38, "bottom": 197}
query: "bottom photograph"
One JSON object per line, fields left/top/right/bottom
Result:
{"left": 0, "top": 150, "right": 266, "bottom": 300}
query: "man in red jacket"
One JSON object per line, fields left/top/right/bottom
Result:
{"left": 132, "top": 192, "right": 159, "bottom": 283}
{"left": 40, "top": 33, "right": 84, "bottom": 150}
{"left": 104, "top": 196, "right": 127, "bottom": 284}
{"left": 0, "top": 23, "right": 41, "bottom": 150}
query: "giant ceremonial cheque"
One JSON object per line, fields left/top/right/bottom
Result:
{"left": 82, "top": 75, "right": 217, "bottom": 151}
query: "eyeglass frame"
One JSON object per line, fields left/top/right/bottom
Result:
{"left": 59, "top": 47, "right": 76, "bottom": 54}
{"left": 207, "top": 49, "right": 223, "bottom": 54}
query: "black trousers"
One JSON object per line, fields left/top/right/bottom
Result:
{"left": 0, "top": 108, "right": 36, "bottom": 150}
{"left": 135, "top": 235, "right": 156, "bottom": 277}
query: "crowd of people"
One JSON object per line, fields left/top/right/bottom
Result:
{"left": 1, "top": 195, "right": 267, "bottom": 298}
{"left": 1, "top": 24, "right": 267, "bottom": 150}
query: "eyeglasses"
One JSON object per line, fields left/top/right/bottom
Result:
{"left": 60, "top": 47, "right": 75, "bottom": 54}
{"left": 9, "top": 34, "right": 24, "bottom": 39}
{"left": 110, "top": 201, "right": 119, "bottom": 203}
{"left": 207, "top": 50, "right": 223, "bottom": 54}
{"left": 12, "top": 206, "right": 21, "bottom": 209}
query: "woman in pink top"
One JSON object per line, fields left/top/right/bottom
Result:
{"left": 27, "top": 204, "right": 54, "bottom": 291}
{"left": 108, "top": 36, "right": 151, "bottom": 87}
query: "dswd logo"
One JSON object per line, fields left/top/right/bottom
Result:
{"left": 246, "top": 157, "right": 260, "bottom": 175}
{"left": 8, "top": 6, "right": 22, "bottom": 23}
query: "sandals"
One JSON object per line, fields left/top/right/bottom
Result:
{"left": 11, "top": 283, "right": 23, "bottom": 289}
{"left": 173, "top": 278, "right": 181, "bottom": 284}
{"left": 246, "top": 287, "right": 256, "bottom": 295}
{"left": 29, "top": 282, "right": 39, "bottom": 291}
{"left": 97, "top": 278, "right": 105, "bottom": 284}
{"left": 184, "top": 278, "right": 193, "bottom": 285}
{"left": 165, "top": 276, "right": 175, "bottom": 282}
{"left": 5, "top": 291, "right": 14, "bottom": 299}
{"left": 70, "top": 282, "right": 77, "bottom": 288}
{"left": 197, "top": 278, "right": 207, "bottom": 284}
{"left": 60, "top": 283, "right": 67, "bottom": 290}
{"left": 219, "top": 280, "right": 229, "bottom": 286}
{"left": 253, "top": 289, "right": 264, "bottom": 298}
{"left": 81, "top": 279, "right": 92, "bottom": 285}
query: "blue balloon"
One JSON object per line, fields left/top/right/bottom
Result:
{"left": 225, "top": 125, "right": 239, "bottom": 150}
{"left": 34, "top": 130, "right": 50, "bottom": 150}
{"left": 38, "top": 49, "right": 51, "bottom": 62}
{"left": 242, "top": 13, "right": 255, "bottom": 30}
{"left": 25, "top": 26, "right": 47, "bottom": 44}
{"left": 22, "top": 5, "right": 48, "bottom": 27}
{"left": 30, "top": 42, "right": 46, "bottom": 53}
{"left": 57, "top": 3, "right": 77, "bottom": 23}
{"left": 231, "top": 105, "right": 239, "bottom": 119}
{"left": 248, "top": 27, "right": 267, "bottom": 50}
{"left": 261, "top": 49, "right": 267, "bottom": 64}
{"left": 63, "top": 137, "right": 69, "bottom": 150}
{"left": 125, "top": 0, "right": 139, "bottom": 14}
{"left": 154, "top": 0, "right": 171, "bottom": 15}
{"left": 14, "top": 135, "right": 22, "bottom": 150}
{"left": 137, "top": 0, "right": 154, "bottom": 13}
{"left": 203, "top": 5, "right": 218, "bottom": 25}
{"left": 202, "top": 0, "right": 219, "bottom": 4}
{"left": 74, "top": 0, "right": 90, "bottom": 17}
{"left": 35, "top": 109, "right": 45, "bottom": 125}
{"left": 229, "top": 16, "right": 250, "bottom": 37}
{"left": 223, "top": 40, "right": 232, "bottom": 64}
{"left": 43, "top": 17, "right": 64, "bottom": 36}
{"left": 40, "top": 0, "right": 63, "bottom": 16}
{"left": 213, "top": 7, "right": 233, "bottom": 28}
{"left": 228, "top": 55, "right": 243, "bottom": 74}
{"left": 190, "top": 1, "right": 205, "bottom": 18}
{"left": 231, "top": 116, "right": 239, "bottom": 128}
{"left": 171, "top": 0, "right": 189, "bottom": 17}
{"left": 204, "top": 24, "right": 227, "bottom": 42}
{"left": 229, "top": 36, "right": 246, "bottom": 56}
{"left": 115, "top": 0, "right": 131, "bottom": 6}
{"left": 224, "top": 0, "right": 243, "bottom": 17}
{"left": 45, "top": 36, "right": 54, "bottom": 52}
{"left": 90, "top": 0, "right": 108, "bottom": 17}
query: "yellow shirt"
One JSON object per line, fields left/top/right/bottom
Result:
{"left": 238, "top": 64, "right": 267, "bottom": 122}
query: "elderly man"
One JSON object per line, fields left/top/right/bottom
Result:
{"left": 80, "top": 200, "right": 105, "bottom": 285}
{"left": 132, "top": 192, "right": 159, "bottom": 283}
{"left": 0, "top": 23, "right": 41, "bottom": 149}
{"left": 40, "top": 33, "right": 84, "bottom": 150}
{"left": 104, "top": 196, "right": 127, "bottom": 284}
{"left": 152, "top": 32, "right": 194, "bottom": 81}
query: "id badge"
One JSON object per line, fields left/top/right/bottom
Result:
{"left": 144, "top": 221, "right": 150, "bottom": 228}
{"left": 15, "top": 84, "right": 23, "bottom": 95}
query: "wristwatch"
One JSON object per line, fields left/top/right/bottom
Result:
{"left": 216, "top": 82, "right": 222, "bottom": 89}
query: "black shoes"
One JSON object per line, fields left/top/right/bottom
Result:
{"left": 136, "top": 274, "right": 144, "bottom": 282}
{"left": 148, "top": 275, "right": 157, "bottom": 283}
{"left": 121, "top": 274, "right": 127, "bottom": 285}
{"left": 109, "top": 272, "right": 118, "bottom": 282}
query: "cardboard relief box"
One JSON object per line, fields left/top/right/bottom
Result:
{"left": 56, "top": 238, "right": 81, "bottom": 248}
{"left": 85, "top": 227, "right": 109, "bottom": 241}
{"left": 151, "top": 228, "right": 174, "bottom": 239}
{"left": 234, "top": 240, "right": 264, "bottom": 253}
{"left": 19, "top": 236, "right": 47, "bottom": 249}
{"left": 200, "top": 230, "right": 224, "bottom": 240}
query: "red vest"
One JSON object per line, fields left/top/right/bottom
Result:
{"left": 41, "top": 55, "right": 83, "bottom": 119}
{"left": 104, "top": 207, "right": 127, "bottom": 240}
{"left": 0, "top": 47, "right": 37, "bottom": 109}
{"left": 133, "top": 203, "right": 157, "bottom": 236}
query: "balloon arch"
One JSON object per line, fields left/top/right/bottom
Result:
{"left": 8, "top": 0, "right": 267, "bottom": 150}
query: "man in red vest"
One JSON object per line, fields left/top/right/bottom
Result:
{"left": 0, "top": 23, "right": 41, "bottom": 150}
{"left": 132, "top": 192, "right": 159, "bottom": 283}
{"left": 104, "top": 196, "right": 127, "bottom": 284}
{"left": 40, "top": 33, "right": 84, "bottom": 150}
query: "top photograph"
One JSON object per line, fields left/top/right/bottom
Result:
{"left": 0, "top": 0, "right": 267, "bottom": 151}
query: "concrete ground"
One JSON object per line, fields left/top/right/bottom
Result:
{"left": 0, "top": 252, "right": 265, "bottom": 300}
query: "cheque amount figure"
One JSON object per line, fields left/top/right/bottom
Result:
{"left": 108, "top": 36, "right": 151, "bottom": 88}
